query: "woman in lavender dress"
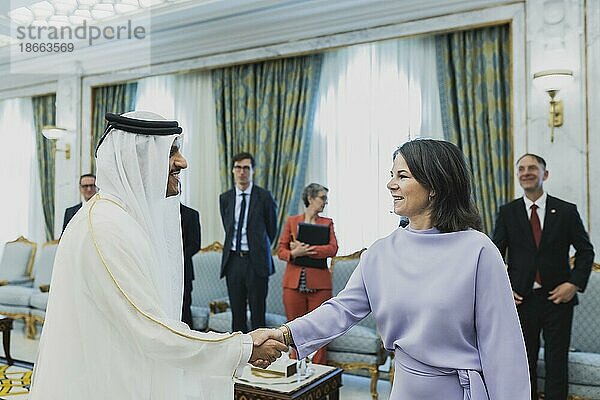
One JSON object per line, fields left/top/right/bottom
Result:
{"left": 275, "top": 139, "right": 530, "bottom": 399}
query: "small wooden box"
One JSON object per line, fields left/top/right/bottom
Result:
{"left": 251, "top": 357, "right": 297, "bottom": 378}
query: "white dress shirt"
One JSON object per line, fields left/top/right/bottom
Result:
{"left": 232, "top": 182, "right": 252, "bottom": 251}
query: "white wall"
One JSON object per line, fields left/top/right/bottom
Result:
{"left": 525, "top": 0, "right": 596, "bottom": 252}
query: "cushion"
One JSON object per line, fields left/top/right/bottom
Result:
{"left": 0, "top": 239, "right": 35, "bottom": 281}
{"left": 30, "top": 308, "right": 46, "bottom": 320}
{"left": 331, "top": 253, "right": 363, "bottom": 296}
{"left": 327, "top": 351, "right": 383, "bottom": 365}
{"left": 191, "top": 248, "right": 228, "bottom": 309}
{"left": 571, "top": 272, "right": 600, "bottom": 353}
{"left": 29, "top": 292, "right": 49, "bottom": 310}
{"left": 32, "top": 242, "right": 58, "bottom": 288}
{"left": 0, "top": 286, "right": 35, "bottom": 306}
{"left": 208, "top": 310, "right": 235, "bottom": 333}
{"left": 329, "top": 324, "right": 382, "bottom": 354}
{"left": 538, "top": 348, "right": 600, "bottom": 387}
{"left": 265, "top": 258, "right": 286, "bottom": 317}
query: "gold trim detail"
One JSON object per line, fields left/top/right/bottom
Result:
{"left": 209, "top": 300, "right": 230, "bottom": 315}
{"left": 568, "top": 257, "right": 600, "bottom": 272}
{"left": 584, "top": 0, "right": 591, "bottom": 234}
{"left": 30, "top": 314, "right": 46, "bottom": 339}
{"left": 7, "top": 236, "right": 37, "bottom": 278}
{"left": 87, "top": 195, "right": 240, "bottom": 342}
{"left": 328, "top": 360, "right": 380, "bottom": 400}
{"left": 0, "top": 313, "right": 35, "bottom": 339}
{"left": 43, "top": 240, "right": 59, "bottom": 247}
{"left": 330, "top": 248, "right": 366, "bottom": 273}
{"left": 200, "top": 241, "right": 224, "bottom": 253}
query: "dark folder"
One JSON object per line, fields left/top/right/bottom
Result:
{"left": 295, "top": 223, "right": 330, "bottom": 269}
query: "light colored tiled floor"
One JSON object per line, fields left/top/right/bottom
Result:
{"left": 8, "top": 321, "right": 393, "bottom": 399}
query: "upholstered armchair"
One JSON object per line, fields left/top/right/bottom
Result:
{"left": 190, "top": 242, "right": 229, "bottom": 331}
{"left": 327, "top": 249, "right": 387, "bottom": 400}
{"left": 28, "top": 240, "right": 59, "bottom": 338}
{"left": 538, "top": 263, "right": 600, "bottom": 400}
{"left": 0, "top": 236, "right": 37, "bottom": 333}
{"left": 0, "top": 238, "right": 57, "bottom": 339}
{"left": 0, "top": 236, "right": 36, "bottom": 286}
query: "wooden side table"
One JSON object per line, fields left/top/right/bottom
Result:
{"left": 235, "top": 364, "right": 343, "bottom": 400}
{"left": 0, "top": 317, "right": 14, "bottom": 366}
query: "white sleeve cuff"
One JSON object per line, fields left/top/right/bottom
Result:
{"left": 235, "top": 334, "right": 254, "bottom": 377}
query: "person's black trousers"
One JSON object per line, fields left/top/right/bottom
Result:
{"left": 225, "top": 252, "right": 268, "bottom": 333}
{"left": 518, "top": 290, "right": 574, "bottom": 400}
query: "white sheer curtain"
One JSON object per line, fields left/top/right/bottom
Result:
{"left": 305, "top": 36, "right": 443, "bottom": 255}
{"left": 135, "top": 75, "right": 175, "bottom": 119}
{"left": 173, "top": 71, "right": 222, "bottom": 247}
{"left": 0, "top": 97, "right": 44, "bottom": 258}
{"left": 135, "top": 72, "right": 222, "bottom": 247}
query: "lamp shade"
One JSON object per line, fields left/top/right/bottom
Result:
{"left": 41, "top": 126, "right": 69, "bottom": 140}
{"left": 533, "top": 69, "right": 574, "bottom": 91}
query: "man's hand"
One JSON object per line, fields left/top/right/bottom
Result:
{"left": 248, "top": 329, "right": 287, "bottom": 368}
{"left": 548, "top": 282, "right": 578, "bottom": 304}
{"left": 249, "top": 328, "right": 284, "bottom": 346}
{"left": 513, "top": 291, "right": 523, "bottom": 306}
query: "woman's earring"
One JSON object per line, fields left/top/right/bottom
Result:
{"left": 428, "top": 193, "right": 434, "bottom": 202}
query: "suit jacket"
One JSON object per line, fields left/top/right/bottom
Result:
{"left": 492, "top": 195, "right": 594, "bottom": 302}
{"left": 278, "top": 214, "right": 338, "bottom": 290}
{"left": 219, "top": 185, "right": 278, "bottom": 278}
{"left": 62, "top": 203, "right": 82, "bottom": 234}
{"left": 180, "top": 203, "right": 201, "bottom": 287}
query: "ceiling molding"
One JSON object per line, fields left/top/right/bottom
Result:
{"left": 0, "top": 0, "right": 518, "bottom": 92}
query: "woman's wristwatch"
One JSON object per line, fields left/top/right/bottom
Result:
{"left": 278, "top": 324, "right": 294, "bottom": 346}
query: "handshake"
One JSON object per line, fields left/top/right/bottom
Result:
{"left": 247, "top": 327, "right": 289, "bottom": 369}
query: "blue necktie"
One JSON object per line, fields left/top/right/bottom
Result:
{"left": 236, "top": 193, "right": 247, "bottom": 253}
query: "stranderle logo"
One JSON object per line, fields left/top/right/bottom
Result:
{"left": 15, "top": 19, "right": 146, "bottom": 49}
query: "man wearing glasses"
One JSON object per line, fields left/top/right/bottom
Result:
{"left": 61, "top": 173, "right": 98, "bottom": 235}
{"left": 219, "top": 152, "right": 278, "bottom": 333}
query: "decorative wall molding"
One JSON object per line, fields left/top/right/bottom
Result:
{"left": 586, "top": 0, "right": 599, "bottom": 243}
{"left": 0, "top": 0, "right": 515, "bottom": 91}
{"left": 78, "top": 1, "right": 526, "bottom": 175}
{"left": 526, "top": 0, "right": 589, "bottom": 233}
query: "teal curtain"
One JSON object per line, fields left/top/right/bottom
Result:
{"left": 435, "top": 24, "right": 512, "bottom": 234}
{"left": 90, "top": 82, "right": 137, "bottom": 173}
{"left": 212, "top": 54, "right": 323, "bottom": 246}
{"left": 32, "top": 94, "right": 57, "bottom": 241}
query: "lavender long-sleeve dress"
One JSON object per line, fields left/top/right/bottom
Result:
{"left": 287, "top": 227, "right": 530, "bottom": 399}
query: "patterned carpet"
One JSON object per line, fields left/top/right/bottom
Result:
{"left": 0, "top": 364, "right": 31, "bottom": 398}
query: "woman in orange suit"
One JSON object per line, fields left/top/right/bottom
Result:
{"left": 278, "top": 183, "right": 338, "bottom": 365}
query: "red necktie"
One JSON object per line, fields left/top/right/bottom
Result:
{"left": 530, "top": 204, "right": 542, "bottom": 284}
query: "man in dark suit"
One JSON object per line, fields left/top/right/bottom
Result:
{"left": 493, "top": 153, "right": 594, "bottom": 400}
{"left": 219, "top": 152, "right": 278, "bottom": 333}
{"left": 62, "top": 174, "right": 98, "bottom": 234}
{"left": 180, "top": 203, "right": 201, "bottom": 329}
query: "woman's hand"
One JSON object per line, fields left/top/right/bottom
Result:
{"left": 290, "top": 241, "right": 317, "bottom": 257}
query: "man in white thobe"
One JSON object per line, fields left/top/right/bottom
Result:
{"left": 29, "top": 111, "right": 286, "bottom": 399}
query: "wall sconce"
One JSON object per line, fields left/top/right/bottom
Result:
{"left": 532, "top": 69, "right": 574, "bottom": 142}
{"left": 41, "top": 126, "right": 71, "bottom": 160}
